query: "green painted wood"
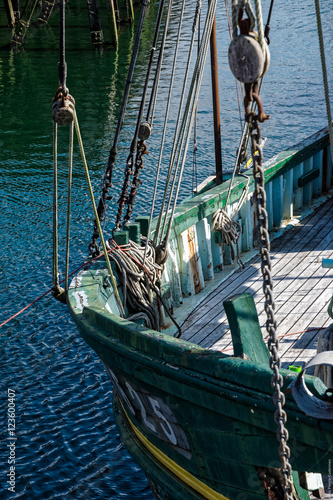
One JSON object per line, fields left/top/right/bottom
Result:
{"left": 148, "top": 128, "right": 330, "bottom": 241}
{"left": 298, "top": 168, "right": 320, "bottom": 187}
{"left": 135, "top": 215, "right": 150, "bottom": 237}
{"left": 125, "top": 223, "right": 141, "bottom": 244}
{"left": 113, "top": 230, "right": 129, "bottom": 245}
{"left": 223, "top": 293, "right": 270, "bottom": 364}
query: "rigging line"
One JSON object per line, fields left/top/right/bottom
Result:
{"left": 65, "top": 121, "right": 74, "bottom": 293}
{"left": 58, "top": 0, "right": 67, "bottom": 93}
{"left": 52, "top": 122, "right": 60, "bottom": 293}
{"left": 164, "top": 0, "right": 218, "bottom": 247}
{"left": 192, "top": 8, "right": 200, "bottom": 195}
{"left": 154, "top": 0, "right": 202, "bottom": 246}
{"left": 224, "top": 0, "right": 243, "bottom": 130}
{"left": 145, "top": 0, "right": 174, "bottom": 128}
{"left": 74, "top": 111, "right": 125, "bottom": 317}
{"left": 90, "top": 0, "right": 149, "bottom": 254}
{"left": 116, "top": 0, "right": 167, "bottom": 229}
{"left": 143, "top": 0, "right": 184, "bottom": 266}
{"left": 264, "top": 0, "right": 274, "bottom": 43}
{"left": 314, "top": 0, "right": 333, "bottom": 165}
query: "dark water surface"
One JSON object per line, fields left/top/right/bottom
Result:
{"left": 0, "top": 1, "right": 332, "bottom": 499}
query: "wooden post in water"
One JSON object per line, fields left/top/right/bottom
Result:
{"left": 4, "top": 0, "right": 15, "bottom": 27}
{"left": 106, "top": 0, "right": 119, "bottom": 45}
{"left": 11, "top": 0, "right": 38, "bottom": 46}
{"left": 86, "top": 0, "right": 104, "bottom": 46}
{"left": 12, "top": 0, "right": 20, "bottom": 21}
{"left": 210, "top": 16, "right": 223, "bottom": 185}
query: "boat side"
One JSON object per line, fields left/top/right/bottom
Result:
{"left": 67, "top": 270, "right": 333, "bottom": 499}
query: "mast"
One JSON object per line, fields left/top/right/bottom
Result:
{"left": 209, "top": 15, "right": 223, "bottom": 185}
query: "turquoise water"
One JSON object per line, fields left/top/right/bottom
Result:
{"left": 0, "top": 1, "right": 332, "bottom": 498}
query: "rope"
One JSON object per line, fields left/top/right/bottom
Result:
{"left": 314, "top": 0, "right": 333, "bottom": 166}
{"left": 253, "top": 0, "right": 265, "bottom": 55}
{"left": 143, "top": 0, "right": 185, "bottom": 265}
{"left": 212, "top": 209, "right": 244, "bottom": 269}
{"left": 52, "top": 122, "right": 66, "bottom": 302}
{"left": 65, "top": 121, "right": 74, "bottom": 292}
{"left": 90, "top": 0, "right": 150, "bottom": 255}
{"left": 73, "top": 111, "right": 125, "bottom": 317}
{"left": 163, "top": 0, "right": 218, "bottom": 248}
{"left": 117, "top": 0, "right": 166, "bottom": 229}
{"left": 58, "top": 0, "right": 67, "bottom": 93}
{"left": 106, "top": 239, "right": 161, "bottom": 331}
{"left": 154, "top": 0, "right": 202, "bottom": 247}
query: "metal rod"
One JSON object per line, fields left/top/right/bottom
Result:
{"left": 209, "top": 15, "right": 223, "bottom": 185}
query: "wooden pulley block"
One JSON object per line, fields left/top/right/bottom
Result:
{"left": 228, "top": 34, "right": 270, "bottom": 84}
{"left": 52, "top": 93, "right": 75, "bottom": 125}
{"left": 138, "top": 121, "right": 151, "bottom": 141}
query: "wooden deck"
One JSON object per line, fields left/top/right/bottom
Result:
{"left": 181, "top": 196, "right": 333, "bottom": 369}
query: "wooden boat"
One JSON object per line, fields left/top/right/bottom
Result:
{"left": 62, "top": 0, "right": 333, "bottom": 498}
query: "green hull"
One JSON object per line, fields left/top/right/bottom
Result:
{"left": 68, "top": 270, "right": 333, "bottom": 499}
{"left": 67, "top": 129, "right": 333, "bottom": 498}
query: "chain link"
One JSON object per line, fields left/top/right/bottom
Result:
{"left": 247, "top": 110, "right": 294, "bottom": 499}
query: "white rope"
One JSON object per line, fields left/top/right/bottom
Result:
{"left": 212, "top": 209, "right": 244, "bottom": 268}
{"left": 253, "top": 0, "right": 265, "bottom": 55}
{"left": 143, "top": 0, "right": 185, "bottom": 264}
{"left": 154, "top": 0, "right": 201, "bottom": 246}
{"left": 106, "top": 239, "right": 162, "bottom": 330}
{"left": 314, "top": 0, "right": 333, "bottom": 165}
{"left": 162, "top": 0, "right": 217, "bottom": 246}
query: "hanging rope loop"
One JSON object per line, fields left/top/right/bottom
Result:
{"left": 212, "top": 209, "right": 244, "bottom": 269}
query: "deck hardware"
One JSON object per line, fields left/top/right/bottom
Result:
{"left": 297, "top": 168, "right": 320, "bottom": 188}
{"left": 291, "top": 352, "right": 333, "bottom": 419}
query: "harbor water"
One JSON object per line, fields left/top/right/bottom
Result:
{"left": 0, "top": 0, "right": 332, "bottom": 498}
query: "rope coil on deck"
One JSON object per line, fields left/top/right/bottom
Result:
{"left": 106, "top": 239, "right": 162, "bottom": 331}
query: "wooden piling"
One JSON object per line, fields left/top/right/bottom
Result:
{"left": 11, "top": 0, "right": 39, "bottom": 46}
{"left": 4, "top": 0, "right": 15, "bottom": 27}
{"left": 106, "top": 0, "right": 119, "bottom": 45}
{"left": 86, "top": 0, "right": 104, "bottom": 46}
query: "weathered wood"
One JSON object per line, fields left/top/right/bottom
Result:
{"left": 4, "top": 0, "right": 15, "bottom": 26}
{"left": 298, "top": 168, "right": 320, "bottom": 188}
{"left": 11, "top": 0, "right": 38, "bottom": 46}
{"left": 272, "top": 176, "right": 283, "bottom": 227}
{"left": 86, "top": 0, "right": 104, "bottom": 46}
{"left": 196, "top": 219, "right": 214, "bottom": 281}
{"left": 312, "top": 150, "right": 323, "bottom": 197}
{"left": 181, "top": 198, "right": 333, "bottom": 369}
{"left": 38, "top": 0, "right": 55, "bottom": 24}
{"left": 303, "top": 157, "right": 314, "bottom": 205}
{"left": 106, "top": 0, "right": 119, "bottom": 45}
{"left": 224, "top": 293, "right": 270, "bottom": 364}
{"left": 283, "top": 169, "right": 293, "bottom": 219}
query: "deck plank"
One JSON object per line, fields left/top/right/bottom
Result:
{"left": 181, "top": 197, "right": 333, "bottom": 367}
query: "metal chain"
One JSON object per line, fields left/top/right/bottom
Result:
{"left": 248, "top": 111, "right": 293, "bottom": 499}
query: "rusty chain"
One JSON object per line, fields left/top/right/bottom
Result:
{"left": 247, "top": 109, "right": 294, "bottom": 499}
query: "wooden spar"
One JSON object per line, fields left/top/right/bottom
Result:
{"left": 4, "top": 0, "right": 15, "bottom": 27}
{"left": 209, "top": 16, "right": 223, "bottom": 185}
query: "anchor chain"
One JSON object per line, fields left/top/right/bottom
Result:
{"left": 248, "top": 111, "right": 293, "bottom": 499}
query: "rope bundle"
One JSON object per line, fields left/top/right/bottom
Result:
{"left": 106, "top": 239, "right": 163, "bottom": 331}
{"left": 212, "top": 209, "right": 244, "bottom": 268}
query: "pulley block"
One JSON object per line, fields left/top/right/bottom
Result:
{"left": 138, "top": 121, "right": 152, "bottom": 141}
{"left": 228, "top": 34, "right": 270, "bottom": 84}
{"left": 52, "top": 91, "right": 75, "bottom": 125}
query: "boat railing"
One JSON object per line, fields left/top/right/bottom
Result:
{"left": 144, "top": 127, "right": 332, "bottom": 322}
